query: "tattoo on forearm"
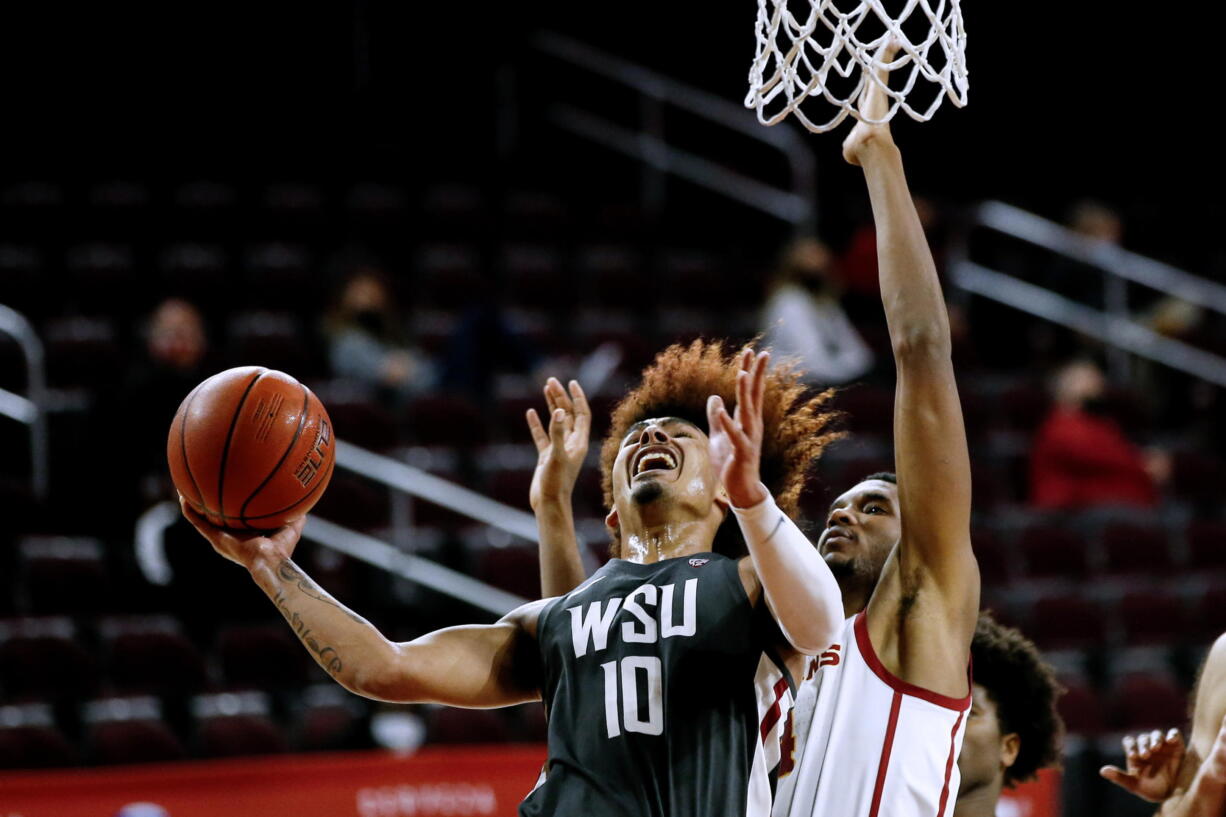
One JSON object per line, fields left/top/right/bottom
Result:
{"left": 277, "top": 560, "right": 363, "bottom": 623}
{"left": 273, "top": 588, "right": 345, "bottom": 677}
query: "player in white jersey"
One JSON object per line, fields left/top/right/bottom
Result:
{"left": 771, "top": 44, "right": 979, "bottom": 817}
{"left": 528, "top": 39, "right": 979, "bottom": 817}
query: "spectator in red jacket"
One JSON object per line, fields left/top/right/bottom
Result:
{"left": 1029, "top": 359, "right": 1169, "bottom": 509}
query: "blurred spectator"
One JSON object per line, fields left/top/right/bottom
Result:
{"left": 761, "top": 237, "right": 874, "bottom": 386}
{"left": 1068, "top": 199, "right": 1124, "bottom": 244}
{"left": 1029, "top": 359, "right": 1169, "bottom": 509}
{"left": 123, "top": 298, "right": 217, "bottom": 505}
{"left": 324, "top": 267, "right": 436, "bottom": 409}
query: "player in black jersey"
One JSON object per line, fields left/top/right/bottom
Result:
{"left": 180, "top": 347, "right": 845, "bottom": 817}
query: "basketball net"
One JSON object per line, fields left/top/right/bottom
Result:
{"left": 745, "top": 0, "right": 968, "bottom": 133}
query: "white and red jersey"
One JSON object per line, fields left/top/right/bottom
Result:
{"left": 773, "top": 611, "right": 971, "bottom": 817}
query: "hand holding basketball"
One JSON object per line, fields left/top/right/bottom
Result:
{"left": 843, "top": 40, "right": 902, "bottom": 167}
{"left": 707, "top": 349, "right": 769, "bottom": 509}
{"left": 180, "top": 494, "right": 306, "bottom": 571}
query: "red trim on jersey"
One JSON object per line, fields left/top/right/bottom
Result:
{"left": 935, "top": 708, "right": 967, "bottom": 816}
{"left": 853, "top": 612, "right": 972, "bottom": 712}
{"left": 868, "top": 690, "right": 902, "bottom": 817}
{"left": 759, "top": 676, "right": 790, "bottom": 742}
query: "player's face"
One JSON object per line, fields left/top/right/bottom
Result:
{"left": 956, "top": 683, "right": 1019, "bottom": 796}
{"left": 817, "top": 480, "right": 900, "bottom": 583}
{"left": 608, "top": 417, "right": 725, "bottom": 520}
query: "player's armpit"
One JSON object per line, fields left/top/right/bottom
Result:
{"left": 357, "top": 601, "right": 547, "bottom": 708}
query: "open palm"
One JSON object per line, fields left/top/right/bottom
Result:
{"left": 707, "top": 350, "right": 769, "bottom": 509}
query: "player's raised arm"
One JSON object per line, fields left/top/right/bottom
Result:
{"left": 843, "top": 45, "right": 977, "bottom": 608}
{"left": 526, "top": 377, "right": 591, "bottom": 597}
{"left": 181, "top": 500, "right": 543, "bottom": 707}
{"left": 709, "top": 350, "right": 844, "bottom": 655}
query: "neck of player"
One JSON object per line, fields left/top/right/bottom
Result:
{"left": 619, "top": 514, "right": 722, "bottom": 564}
{"left": 951, "top": 775, "right": 1003, "bottom": 817}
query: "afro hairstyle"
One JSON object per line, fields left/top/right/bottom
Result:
{"left": 600, "top": 339, "right": 842, "bottom": 557}
{"left": 972, "top": 610, "right": 1065, "bottom": 787}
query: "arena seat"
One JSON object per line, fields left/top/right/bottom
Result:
{"left": 0, "top": 723, "right": 76, "bottom": 768}
{"left": 427, "top": 707, "right": 512, "bottom": 745}
{"left": 970, "top": 527, "right": 1014, "bottom": 589}
{"left": 1024, "top": 594, "right": 1105, "bottom": 650}
{"left": 1017, "top": 522, "right": 1090, "bottom": 580}
{"left": 405, "top": 394, "right": 487, "bottom": 448}
{"left": 225, "top": 310, "right": 318, "bottom": 379}
{"left": 1184, "top": 520, "right": 1226, "bottom": 574}
{"left": 1116, "top": 590, "right": 1190, "bottom": 646}
{"left": 18, "top": 536, "right": 111, "bottom": 617}
{"left": 100, "top": 616, "right": 209, "bottom": 697}
{"left": 1100, "top": 520, "right": 1174, "bottom": 577}
{"left": 474, "top": 543, "right": 541, "bottom": 601}
{"left": 0, "top": 617, "right": 100, "bottom": 700}
{"left": 577, "top": 244, "right": 649, "bottom": 308}
{"left": 295, "top": 685, "right": 369, "bottom": 752}
{"left": 1108, "top": 672, "right": 1188, "bottom": 731}
{"left": 42, "top": 316, "right": 123, "bottom": 391}
{"left": 0, "top": 244, "right": 47, "bottom": 317}
{"left": 414, "top": 244, "right": 487, "bottom": 309}
{"left": 85, "top": 697, "right": 186, "bottom": 766}
{"left": 242, "top": 242, "right": 319, "bottom": 311}
{"left": 1055, "top": 674, "right": 1106, "bottom": 736}
{"left": 215, "top": 624, "right": 310, "bottom": 689}
{"left": 504, "top": 190, "right": 570, "bottom": 240}
{"left": 193, "top": 692, "right": 288, "bottom": 758}
{"left": 501, "top": 244, "right": 570, "bottom": 310}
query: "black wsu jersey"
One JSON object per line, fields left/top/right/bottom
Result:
{"left": 520, "top": 553, "right": 795, "bottom": 817}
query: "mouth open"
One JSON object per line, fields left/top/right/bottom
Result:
{"left": 631, "top": 444, "right": 682, "bottom": 481}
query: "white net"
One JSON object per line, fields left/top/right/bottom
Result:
{"left": 745, "top": 0, "right": 969, "bottom": 133}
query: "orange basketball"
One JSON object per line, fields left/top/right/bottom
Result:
{"left": 167, "top": 366, "right": 335, "bottom": 531}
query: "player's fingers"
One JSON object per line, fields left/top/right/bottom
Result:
{"left": 1123, "top": 734, "right": 1137, "bottom": 759}
{"left": 270, "top": 516, "right": 307, "bottom": 549}
{"left": 716, "top": 404, "right": 753, "bottom": 453}
{"left": 569, "top": 380, "right": 592, "bottom": 433}
{"left": 750, "top": 351, "right": 769, "bottom": 426}
{"left": 526, "top": 408, "right": 549, "bottom": 452}
{"left": 548, "top": 376, "right": 574, "bottom": 414}
{"left": 1168, "top": 728, "right": 1184, "bottom": 746}
{"left": 1138, "top": 732, "right": 1153, "bottom": 758}
{"left": 549, "top": 408, "right": 567, "bottom": 448}
{"left": 1099, "top": 766, "right": 1139, "bottom": 791}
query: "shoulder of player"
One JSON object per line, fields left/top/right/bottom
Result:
{"left": 870, "top": 553, "right": 978, "bottom": 640}
{"left": 498, "top": 597, "right": 554, "bottom": 638}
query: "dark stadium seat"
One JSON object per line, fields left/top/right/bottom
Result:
{"left": 1116, "top": 590, "right": 1190, "bottom": 646}
{"left": 64, "top": 243, "right": 138, "bottom": 314}
{"left": 427, "top": 707, "right": 512, "bottom": 745}
{"left": 0, "top": 617, "right": 100, "bottom": 699}
{"left": 348, "top": 182, "right": 411, "bottom": 224}
{"left": 242, "top": 242, "right": 319, "bottom": 311}
{"left": 215, "top": 624, "right": 310, "bottom": 689}
{"left": 998, "top": 380, "right": 1049, "bottom": 432}
{"left": 0, "top": 244, "right": 47, "bottom": 316}
{"left": 577, "top": 244, "right": 649, "bottom": 308}
{"left": 1184, "top": 520, "right": 1226, "bottom": 574}
{"left": 311, "top": 384, "right": 401, "bottom": 451}
{"left": 484, "top": 467, "right": 534, "bottom": 514}
{"left": 1101, "top": 521, "right": 1174, "bottom": 577}
{"left": 475, "top": 544, "right": 540, "bottom": 600}
{"left": 225, "top": 310, "right": 317, "bottom": 378}
{"left": 419, "top": 184, "right": 487, "bottom": 240}
{"left": 1024, "top": 594, "right": 1105, "bottom": 650}
{"left": 1108, "top": 672, "right": 1188, "bottom": 731}
{"left": 0, "top": 723, "right": 76, "bottom": 768}
{"left": 100, "top": 616, "right": 209, "bottom": 697}
{"left": 970, "top": 527, "right": 1014, "bottom": 589}
{"left": 295, "top": 685, "right": 369, "bottom": 752}
{"left": 1170, "top": 450, "right": 1224, "bottom": 508}
{"left": 415, "top": 244, "right": 487, "bottom": 309}
{"left": 42, "top": 316, "right": 123, "bottom": 391}
{"left": 1194, "top": 586, "right": 1226, "bottom": 642}
{"left": 658, "top": 248, "right": 734, "bottom": 308}
{"left": 1055, "top": 675, "right": 1107, "bottom": 736}
{"left": 18, "top": 536, "right": 111, "bottom": 616}
{"left": 1017, "top": 523, "right": 1089, "bottom": 579}
{"left": 311, "top": 471, "right": 392, "bottom": 532}
{"left": 405, "top": 393, "right": 487, "bottom": 448}
{"left": 193, "top": 692, "right": 289, "bottom": 758}
{"left": 504, "top": 190, "right": 570, "bottom": 239}
{"left": 85, "top": 697, "right": 187, "bottom": 765}
{"left": 0, "top": 181, "right": 65, "bottom": 242}
{"left": 501, "top": 244, "right": 570, "bottom": 310}
{"left": 198, "top": 714, "right": 289, "bottom": 758}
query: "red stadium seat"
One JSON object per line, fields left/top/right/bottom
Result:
{"left": 0, "top": 617, "right": 99, "bottom": 700}
{"left": 475, "top": 544, "right": 541, "bottom": 601}
{"left": 1108, "top": 672, "right": 1188, "bottom": 732}
{"left": 0, "top": 724, "right": 76, "bottom": 769}
{"left": 1116, "top": 590, "right": 1190, "bottom": 646}
{"left": 198, "top": 714, "right": 289, "bottom": 758}
{"left": 42, "top": 316, "right": 123, "bottom": 391}
{"left": 1018, "top": 523, "right": 1089, "bottom": 580}
{"left": 1024, "top": 594, "right": 1105, "bottom": 650}
{"left": 215, "top": 624, "right": 310, "bottom": 689}
{"left": 1101, "top": 521, "right": 1173, "bottom": 577}
{"left": 427, "top": 707, "right": 512, "bottom": 745}
{"left": 1184, "top": 520, "right": 1226, "bottom": 574}
{"left": 19, "top": 536, "right": 111, "bottom": 616}
{"left": 1055, "top": 675, "right": 1107, "bottom": 737}
{"left": 101, "top": 617, "right": 208, "bottom": 697}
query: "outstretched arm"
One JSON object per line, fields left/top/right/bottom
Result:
{"left": 181, "top": 501, "right": 542, "bottom": 707}
{"left": 843, "top": 46, "right": 977, "bottom": 610}
{"left": 526, "top": 377, "right": 591, "bottom": 597}
{"left": 709, "top": 350, "right": 844, "bottom": 655}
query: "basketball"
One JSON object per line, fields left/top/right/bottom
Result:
{"left": 166, "top": 366, "right": 336, "bottom": 531}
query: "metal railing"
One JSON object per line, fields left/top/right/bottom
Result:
{"left": 949, "top": 201, "right": 1226, "bottom": 388}
{"left": 0, "top": 304, "right": 49, "bottom": 499}
{"left": 533, "top": 31, "right": 817, "bottom": 231}
{"left": 136, "top": 440, "right": 561, "bottom": 617}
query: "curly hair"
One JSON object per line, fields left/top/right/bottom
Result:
{"left": 600, "top": 339, "right": 842, "bottom": 556}
{"left": 972, "top": 611, "right": 1065, "bottom": 787}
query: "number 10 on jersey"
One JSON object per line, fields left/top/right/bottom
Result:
{"left": 601, "top": 657, "right": 664, "bottom": 737}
